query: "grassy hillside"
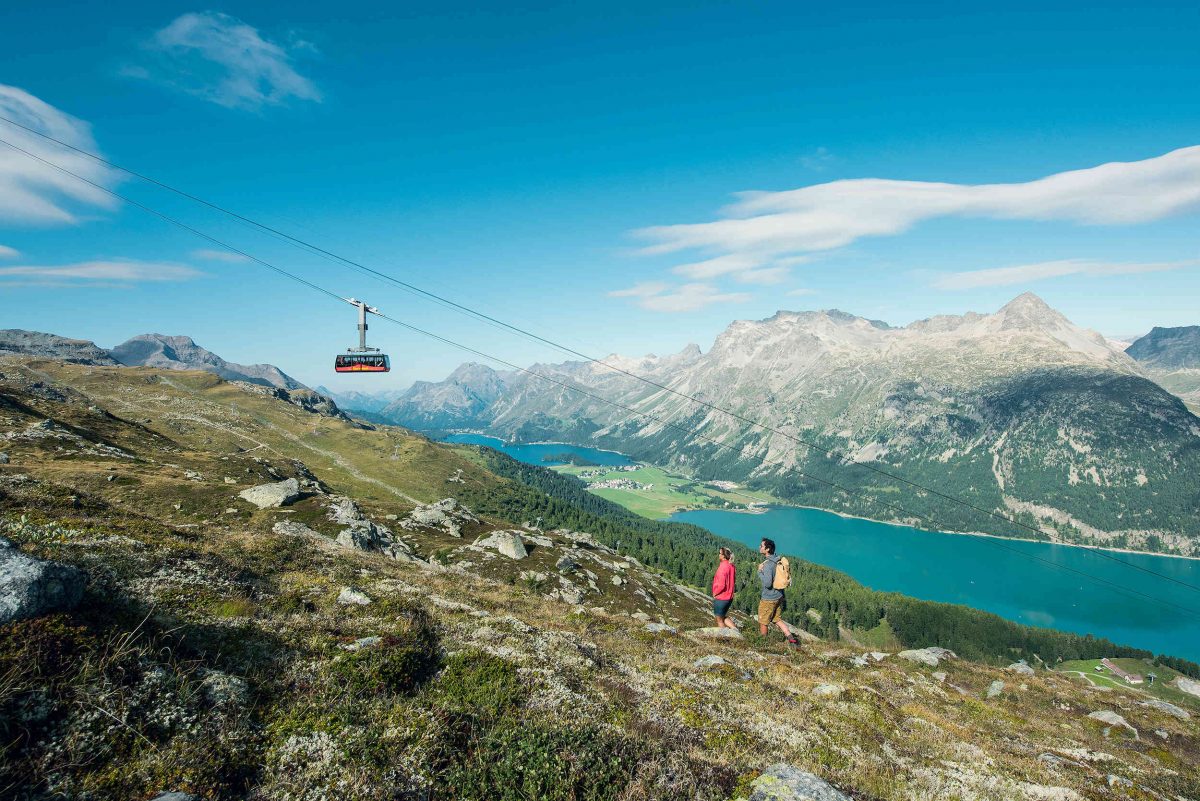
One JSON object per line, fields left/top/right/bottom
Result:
{"left": 2, "top": 356, "right": 1199, "bottom": 800}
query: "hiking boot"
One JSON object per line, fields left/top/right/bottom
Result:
{"left": 786, "top": 635, "right": 801, "bottom": 646}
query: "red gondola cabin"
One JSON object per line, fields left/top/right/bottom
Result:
{"left": 334, "top": 353, "right": 391, "bottom": 373}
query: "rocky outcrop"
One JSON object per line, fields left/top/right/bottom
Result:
{"left": 898, "top": 647, "right": 955, "bottom": 667}
{"left": 337, "top": 587, "right": 372, "bottom": 606}
{"left": 0, "top": 536, "right": 85, "bottom": 624}
{"left": 1174, "top": 676, "right": 1200, "bottom": 699}
{"left": 1007, "top": 660, "right": 1035, "bottom": 675}
{"left": 326, "top": 496, "right": 422, "bottom": 562}
{"left": 474, "top": 530, "right": 528, "bottom": 560}
{"left": 736, "top": 763, "right": 850, "bottom": 801}
{"left": 399, "top": 497, "right": 480, "bottom": 538}
{"left": 1140, "top": 699, "right": 1190, "bottom": 720}
{"left": 238, "top": 478, "right": 301, "bottom": 509}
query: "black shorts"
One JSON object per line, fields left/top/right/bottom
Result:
{"left": 712, "top": 598, "right": 733, "bottom": 617}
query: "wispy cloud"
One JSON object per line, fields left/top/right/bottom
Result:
{"left": 932, "top": 258, "right": 1199, "bottom": 290}
{"left": 191, "top": 248, "right": 250, "bottom": 263}
{"left": 0, "top": 85, "right": 119, "bottom": 225}
{"left": 133, "top": 12, "right": 322, "bottom": 110}
{"left": 635, "top": 146, "right": 1200, "bottom": 265}
{"left": 610, "top": 281, "right": 750, "bottom": 312}
{"left": 0, "top": 259, "right": 202, "bottom": 285}
{"left": 799, "top": 146, "right": 836, "bottom": 171}
{"left": 0, "top": 245, "right": 18, "bottom": 259}
{"left": 786, "top": 287, "right": 817, "bottom": 296}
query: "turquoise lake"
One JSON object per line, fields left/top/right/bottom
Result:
{"left": 672, "top": 506, "right": 1200, "bottom": 663}
{"left": 441, "top": 433, "right": 636, "bottom": 466}
{"left": 443, "top": 435, "right": 1200, "bottom": 662}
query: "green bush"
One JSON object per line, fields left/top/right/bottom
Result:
{"left": 427, "top": 650, "right": 526, "bottom": 718}
{"left": 444, "top": 720, "right": 639, "bottom": 801}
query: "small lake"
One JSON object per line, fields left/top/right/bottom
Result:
{"left": 671, "top": 506, "right": 1200, "bottom": 663}
{"left": 439, "top": 435, "right": 1200, "bottom": 662}
{"left": 441, "top": 433, "right": 636, "bottom": 467}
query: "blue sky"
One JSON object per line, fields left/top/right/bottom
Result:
{"left": 1, "top": 1, "right": 1198, "bottom": 389}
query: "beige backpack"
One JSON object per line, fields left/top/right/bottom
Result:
{"left": 771, "top": 557, "right": 792, "bottom": 590}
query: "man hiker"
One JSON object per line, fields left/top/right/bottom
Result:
{"left": 758, "top": 537, "right": 801, "bottom": 645}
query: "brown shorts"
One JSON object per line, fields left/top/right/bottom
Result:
{"left": 758, "top": 598, "right": 784, "bottom": 626}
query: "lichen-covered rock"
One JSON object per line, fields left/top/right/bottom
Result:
{"left": 272, "top": 520, "right": 320, "bottom": 538}
{"left": 694, "top": 655, "right": 730, "bottom": 670}
{"left": 986, "top": 680, "right": 1005, "bottom": 699}
{"left": 150, "top": 793, "right": 199, "bottom": 801}
{"left": 0, "top": 536, "right": 85, "bottom": 625}
{"left": 337, "top": 586, "right": 372, "bottom": 606}
{"left": 811, "top": 683, "right": 844, "bottom": 698}
{"left": 1140, "top": 699, "right": 1190, "bottom": 720}
{"left": 690, "top": 626, "right": 743, "bottom": 640}
{"left": 1088, "top": 710, "right": 1138, "bottom": 739}
{"left": 898, "top": 648, "right": 946, "bottom": 667}
{"left": 474, "top": 530, "right": 528, "bottom": 560}
{"left": 1007, "top": 660, "right": 1035, "bottom": 675}
{"left": 401, "top": 497, "right": 479, "bottom": 537}
{"left": 645, "top": 623, "right": 677, "bottom": 634}
{"left": 238, "top": 478, "right": 301, "bottom": 508}
{"left": 737, "top": 762, "right": 850, "bottom": 801}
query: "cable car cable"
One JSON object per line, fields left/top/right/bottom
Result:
{"left": 4, "top": 130, "right": 1198, "bottom": 610}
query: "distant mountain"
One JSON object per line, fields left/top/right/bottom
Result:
{"left": 1126, "top": 326, "right": 1200, "bottom": 408}
{"left": 378, "top": 293, "right": 1200, "bottom": 556}
{"left": 315, "top": 386, "right": 407, "bottom": 415}
{"left": 111, "top": 334, "right": 305, "bottom": 390}
{"left": 379, "top": 362, "right": 512, "bottom": 430}
{"left": 0, "top": 330, "right": 119, "bottom": 366}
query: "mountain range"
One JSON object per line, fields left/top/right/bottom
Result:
{"left": 353, "top": 293, "right": 1200, "bottom": 556}
{"left": 0, "top": 330, "right": 305, "bottom": 390}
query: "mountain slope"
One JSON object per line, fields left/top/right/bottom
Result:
{"left": 378, "top": 362, "right": 512, "bottom": 430}
{"left": 112, "top": 333, "right": 305, "bottom": 390}
{"left": 1128, "top": 325, "right": 1200, "bottom": 409}
{"left": 0, "top": 329, "right": 119, "bottom": 365}
{"left": 381, "top": 294, "right": 1200, "bottom": 555}
{"left": 1, "top": 354, "right": 1197, "bottom": 800}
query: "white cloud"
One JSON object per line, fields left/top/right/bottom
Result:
{"left": 138, "top": 12, "right": 321, "bottom": 109}
{"left": 191, "top": 248, "right": 250, "bottom": 263}
{"left": 799, "top": 146, "right": 836, "bottom": 171}
{"left": 932, "top": 258, "right": 1198, "bottom": 290}
{"left": 734, "top": 266, "right": 790, "bottom": 285}
{"left": 0, "top": 245, "right": 18, "bottom": 258}
{"left": 635, "top": 146, "right": 1200, "bottom": 262}
{"left": 610, "top": 281, "right": 751, "bottom": 312}
{"left": 0, "top": 85, "right": 120, "bottom": 225}
{"left": 0, "top": 259, "right": 202, "bottom": 285}
{"left": 609, "top": 281, "right": 669, "bottom": 298}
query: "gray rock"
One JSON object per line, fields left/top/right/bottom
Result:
{"left": 610, "top": 574, "right": 625, "bottom": 586}
{"left": 986, "top": 680, "right": 1005, "bottom": 699}
{"left": 1140, "top": 699, "right": 1190, "bottom": 720}
{"left": 694, "top": 655, "right": 730, "bottom": 670}
{"left": 402, "top": 498, "right": 479, "bottom": 537}
{"left": 1007, "top": 660, "right": 1035, "bottom": 675}
{"left": 644, "top": 623, "right": 677, "bottom": 634}
{"left": 740, "top": 762, "right": 850, "bottom": 800}
{"left": 0, "top": 452, "right": 8, "bottom": 464}
{"left": 1174, "top": 676, "right": 1200, "bottom": 699}
{"left": 0, "top": 537, "right": 85, "bottom": 625}
{"left": 691, "top": 626, "right": 744, "bottom": 640}
{"left": 556, "top": 556, "right": 580, "bottom": 573}
{"left": 272, "top": 520, "right": 320, "bottom": 538}
{"left": 1088, "top": 710, "right": 1138, "bottom": 739}
{"left": 238, "top": 478, "right": 301, "bottom": 509}
{"left": 337, "top": 586, "right": 372, "bottom": 606}
{"left": 932, "top": 671, "right": 947, "bottom": 683}
{"left": 474, "top": 531, "right": 528, "bottom": 560}
{"left": 898, "top": 648, "right": 943, "bottom": 667}
{"left": 811, "top": 683, "right": 844, "bottom": 698}
{"left": 631, "top": 611, "right": 652, "bottom": 622}
{"left": 150, "top": 794, "right": 198, "bottom": 801}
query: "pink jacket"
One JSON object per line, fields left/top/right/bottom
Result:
{"left": 712, "top": 560, "right": 736, "bottom": 601}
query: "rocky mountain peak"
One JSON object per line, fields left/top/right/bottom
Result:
{"left": 0, "top": 330, "right": 119, "bottom": 366}
{"left": 1127, "top": 325, "right": 1200, "bottom": 369}
{"left": 993, "top": 292, "right": 1068, "bottom": 331}
{"left": 112, "top": 333, "right": 305, "bottom": 390}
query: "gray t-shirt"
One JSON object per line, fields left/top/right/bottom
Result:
{"left": 758, "top": 554, "right": 783, "bottom": 601}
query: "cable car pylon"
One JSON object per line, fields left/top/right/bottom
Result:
{"left": 334, "top": 298, "right": 391, "bottom": 373}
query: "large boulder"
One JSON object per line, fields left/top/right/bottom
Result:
{"left": 474, "top": 531, "right": 528, "bottom": 560}
{"left": 401, "top": 498, "right": 480, "bottom": 537}
{"left": 1088, "top": 710, "right": 1138, "bottom": 739}
{"left": 898, "top": 648, "right": 945, "bottom": 667}
{"left": 690, "top": 626, "right": 743, "bottom": 640}
{"left": 737, "top": 763, "right": 850, "bottom": 801}
{"left": 238, "top": 478, "right": 301, "bottom": 509}
{"left": 0, "top": 537, "right": 85, "bottom": 625}
{"left": 1007, "top": 660, "right": 1035, "bottom": 676}
{"left": 1140, "top": 699, "right": 1190, "bottom": 720}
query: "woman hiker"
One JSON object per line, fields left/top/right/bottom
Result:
{"left": 711, "top": 546, "right": 737, "bottom": 628}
